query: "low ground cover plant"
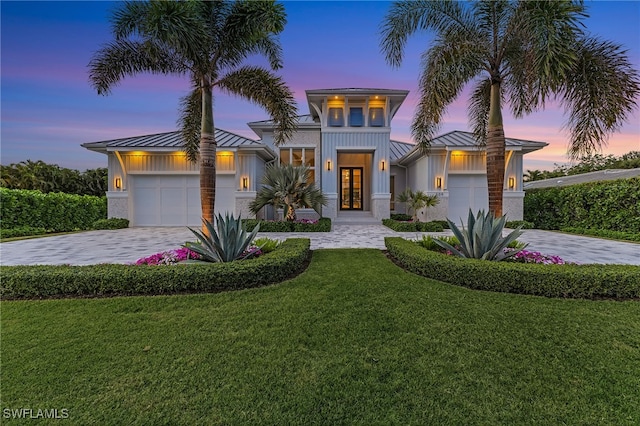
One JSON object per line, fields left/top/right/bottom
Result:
{"left": 382, "top": 219, "right": 444, "bottom": 232}
{"left": 92, "top": 218, "right": 129, "bottom": 230}
{"left": 0, "top": 239, "right": 311, "bottom": 300}
{"left": 243, "top": 217, "right": 331, "bottom": 232}
{"left": 386, "top": 237, "right": 639, "bottom": 299}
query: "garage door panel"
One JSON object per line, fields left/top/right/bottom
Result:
{"left": 448, "top": 175, "right": 488, "bottom": 223}
{"left": 131, "top": 175, "right": 241, "bottom": 226}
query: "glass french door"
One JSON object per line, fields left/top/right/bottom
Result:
{"left": 340, "top": 167, "right": 363, "bottom": 210}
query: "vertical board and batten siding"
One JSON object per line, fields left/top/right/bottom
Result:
{"left": 321, "top": 132, "right": 390, "bottom": 195}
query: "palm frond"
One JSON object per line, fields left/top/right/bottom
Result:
{"left": 216, "top": 0, "right": 286, "bottom": 71}
{"left": 380, "top": 0, "right": 472, "bottom": 68}
{"left": 412, "top": 31, "right": 486, "bottom": 147}
{"left": 88, "top": 39, "right": 186, "bottom": 95}
{"left": 111, "top": 1, "right": 150, "bottom": 40}
{"left": 560, "top": 36, "right": 640, "bottom": 159}
{"left": 216, "top": 66, "right": 298, "bottom": 145}
{"left": 178, "top": 87, "right": 203, "bottom": 163}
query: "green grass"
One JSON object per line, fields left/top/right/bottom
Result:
{"left": 2, "top": 249, "right": 639, "bottom": 424}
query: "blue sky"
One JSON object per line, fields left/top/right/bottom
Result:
{"left": 1, "top": 0, "right": 639, "bottom": 171}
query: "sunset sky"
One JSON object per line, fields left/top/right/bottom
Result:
{"left": 2, "top": 0, "right": 639, "bottom": 172}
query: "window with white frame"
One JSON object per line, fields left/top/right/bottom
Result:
{"left": 369, "top": 107, "right": 384, "bottom": 127}
{"left": 328, "top": 108, "right": 344, "bottom": 126}
{"left": 280, "top": 148, "right": 316, "bottom": 183}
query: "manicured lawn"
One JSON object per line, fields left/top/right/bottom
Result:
{"left": 2, "top": 249, "right": 639, "bottom": 424}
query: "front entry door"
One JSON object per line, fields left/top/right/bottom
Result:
{"left": 340, "top": 167, "right": 363, "bottom": 210}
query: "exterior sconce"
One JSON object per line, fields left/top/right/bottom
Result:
{"left": 326, "top": 159, "right": 332, "bottom": 171}
{"left": 436, "top": 177, "right": 442, "bottom": 189}
{"left": 115, "top": 177, "right": 121, "bottom": 190}
{"left": 242, "top": 176, "right": 248, "bottom": 190}
{"left": 381, "top": 160, "right": 386, "bottom": 171}
{"left": 508, "top": 177, "right": 515, "bottom": 189}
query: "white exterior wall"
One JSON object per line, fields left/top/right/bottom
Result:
{"left": 322, "top": 131, "right": 390, "bottom": 220}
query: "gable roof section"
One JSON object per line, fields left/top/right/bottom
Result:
{"left": 82, "top": 129, "right": 274, "bottom": 157}
{"left": 247, "top": 114, "right": 319, "bottom": 138}
{"left": 397, "top": 131, "right": 547, "bottom": 165}
{"left": 390, "top": 139, "right": 415, "bottom": 161}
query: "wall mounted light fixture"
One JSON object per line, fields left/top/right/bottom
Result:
{"left": 115, "top": 177, "right": 122, "bottom": 190}
{"left": 326, "top": 159, "right": 332, "bottom": 171}
{"left": 242, "top": 176, "right": 249, "bottom": 190}
{"left": 508, "top": 177, "right": 515, "bottom": 189}
{"left": 436, "top": 177, "right": 442, "bottom": 189}
{"left": 381, "top": 160, "right": 386, "bottom": 171}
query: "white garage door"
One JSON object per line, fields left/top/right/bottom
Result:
{"left": 447, "top": 174, "right": 488, "bottom": 226}
{"left": 130, "top": 175, "right": 235, "bottom": 226}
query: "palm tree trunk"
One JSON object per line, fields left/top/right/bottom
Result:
{"left": 486, "top": 80, "right": 505, "bottom": 217}
{"left": 199, "top": 77, "right": 216, "bottom": 235}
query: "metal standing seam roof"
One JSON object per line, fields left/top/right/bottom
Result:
{"left": 82, "top": 129, "right": 263, "bottom": 150}
{"left": 390, "top": 139, "right": 415, "bottom": 161}
{"left": 247, "top": 114, "right": 318, "bottom": 126}
{"left": 396, "top": 131, "right": 548, "bottom": 164}
{"left": 427, "top": 131, "right": 548, "bottom": 149}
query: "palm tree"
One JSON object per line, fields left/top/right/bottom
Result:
{"left": 249, "top": 164, "right": 326, "bottom": 222}
{"left": 396, "top": 188, "right": 439, "bottom": 222}
{"left": 381, "top": 0, "right": 639, "bottom": 217}
{"left": 89, "top": 0, "right": 298, "bottom": 228}
{"left": 523, "top": 169, "right": 543, "bottom": 182}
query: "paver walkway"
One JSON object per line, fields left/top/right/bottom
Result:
{"left": 0, "top": 226, "right": 638, "bottom": 266}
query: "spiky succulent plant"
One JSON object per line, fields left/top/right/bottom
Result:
{"left": 184, "top": 213, "right": 260, "bottom": 262}
{"left": 435, "top": 209, "right": 527, "bottom": 261}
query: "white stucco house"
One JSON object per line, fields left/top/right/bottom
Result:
{"left": 83, "top": 88, "right": 547, "bottom": 226}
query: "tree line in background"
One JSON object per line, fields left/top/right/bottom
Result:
{"left": 0, "top": 160, "right": 108, "bottom": 196}
{"left": 524, "top": 151, "right": 640, "bottom": 182}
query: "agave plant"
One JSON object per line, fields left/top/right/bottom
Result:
{"left": 434, "top": 210, "right": 527, "bottom": 261}
{"left": 184, "top": 213, "right": 260, "bottom": 263}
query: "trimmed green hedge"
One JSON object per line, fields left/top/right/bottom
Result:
{"left": 1, "top": 239, "right": 311, "bottom": 300}
{"left": 524, "top": 177, "right": 640, "bottom": 232}
{"left": 505, "top": 220, "right": 534, "bottom": 229}
{"left": 92, "top": 218, "right": 129, "bottom": 230}
{"left": 560, "top": 227, "right": 640, "bottom": 242}
{"left": 385, "top": 237, "right": 640, "bottom": 299}
{"left": 382, "top": 219, "right": 444, "bottom": 232}
{"left": 0, "top": 188, "right": 107, "bottom": 232}
{"left": 0, "top": 227, "right": 48, "bottom": 239}
{"left": 243, "top": 218, "right": 331, "bottom": 232}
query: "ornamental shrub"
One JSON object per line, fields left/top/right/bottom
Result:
{"left": 524, "top": 177, "right": 640, "bottom": 232}
{"left": 92, "top": 218, "right": 129, "bottom": 230}
{"left": 1, "top": 238, "right": 310, "bottom": 300}
{"left": 243, "top": 218, "right": 331, "bottom": 232}
{"left": 0, "top": 188, "right": 106, "bottom": 232}
{"left": 0, "top": 227, "right": 47, "bottom": 239}
{"left": 385, "top": 237, "right": 639, "bottom": 299}
{"left": 390, "top": 213, "right": 412, "bottom": 221}
{"left": 382, "top": 219, "right": 444, "bottom": 232}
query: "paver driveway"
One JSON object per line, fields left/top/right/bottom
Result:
{"left": 0, "top": 226, "right": 638, "bottom": 266}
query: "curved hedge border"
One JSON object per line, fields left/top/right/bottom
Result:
{"left": 385, "top": 237, "right": 640, "bottom": 299}
{"left": 0, "top": 239, "right": 310, "bottom": 300}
